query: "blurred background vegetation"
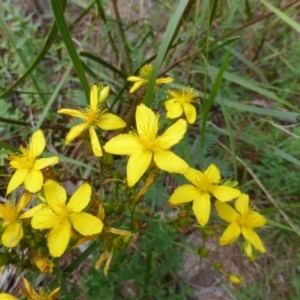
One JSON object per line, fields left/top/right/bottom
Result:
{"left": 0, "top": 0, "right": 300, "bottom": 299}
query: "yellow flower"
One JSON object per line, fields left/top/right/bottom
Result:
{"left": 164, "top": 87, "right": 199, "bottom": 124}
{"left": 228, "top": 274, "right": 242, "bottom": 284}
{"left": 0, "top": 278, "right": 60, "bottom": 300}
{"left": 169, "top": 164, "right": 241, "bottom": 226}
{"left": 58, "top": 84, "right": 126, "bottom": 157}
{"left": 7, "top": 130, "right": 59, "bottom": 194}
{"left": 103, "top": 104, "right": 189, "bottom": 187}
{"left": 215, "top": 193, "right": 266, "bottom": 252}
{"left": 31, "top": 180, "right": 104, "bottom": 257}
{"left": 34, "top": 256, "right": 55, "bottom": 273}
{"left": 0, "top": 193, "right": 31, "bottom": 247}
{"left": 20, "top": 278, "right": 60, "bottom": 300}
{"left": 127, "top": 64, "right": 173, "bottom": 93}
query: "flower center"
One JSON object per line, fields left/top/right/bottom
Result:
{"left": 84, "top": 107, "right": 103, "bottom": 126}
{"left": 197, "top": 174, "right": 216, "bottom": 192}
{"left": 0, "top": 204, "right": 18, "bottom": 224}
{"left": 238, "top": 209, "right": 252, "bottom": 226}
{"left": 9, "top": 146, "right": 35, "bottom": 170}
{"left": 168, "top": 88, "right": 199, "bottom": 105}
{"left": 140, "top": 64, "right": 153, "bottom": 80}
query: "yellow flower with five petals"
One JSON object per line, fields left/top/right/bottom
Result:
{"left": 169, "top": 164, "right": 241, "bottom": 226}
{"left": 215, "top": 193, "right": 266, "bottom": 252}
{"left": 127, "top": 64, "right": 173, "bottom": 93}
{"left": 165, "top": 87, "right": 199, "bottom": 124}
{"left": 58, "top": 84, "right": 126, "bottom": 157}
{"left": 0, "top": 193, "right": 31, "bottom": 247}
{"left": 103, "top": 104, "right": 189, "bottom": 187}
{"left": 3, "top": 278, "right": 60, "bottom": 300}
{"left": 31, "top": 180, "right": 103, "bottom": 257}
{"left": 7, "top": 130, "right": 59, "bottom": 194}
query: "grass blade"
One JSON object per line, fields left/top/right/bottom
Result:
{"left": 201, "top": 49, "right": 231, "bottom": 147}
{"left": 50, "top": 0, "right": 90, "bottom": 102}
{"left": 0, "top": 18, "right": 59, "bottom": 99}
{"left": 0, "top": 12, "right": 47, "bottom": 104}
{"left": 261, "top": 0, "right": 300, "bottom": 33}
{"left": 144, "top": 0, "right": 189, "bottom": 106}
{"left": 80, "top": 52, "right": 126, "bottom": 79}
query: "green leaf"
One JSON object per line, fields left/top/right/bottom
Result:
{"left": 0, "top": 12, "right": 47, "bottom": 104}
{"left": 201, "top": 50, "right": 231, "bottom": 147}
{"left": 144, "top": 0, "right": 189, "bottom": 106}
{"left": 267, "top": 219, "right": 295, "bottom": 232}
{"left": 0, "top": 16, "right": 61, "bottom": 100}
{"left": 80, "top": 52, "right": 126, "bottom": 79}
{"left": 50, "top": 0, "right": 90, "bottom": 103}
{"left": 261, "top": 0, "right": 300, "bottom": 33}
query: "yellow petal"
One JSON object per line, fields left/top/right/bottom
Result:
{"left": 235, "top": 194, "right": 249, "bottom": 214}
{"left": 214, "top": 200, "right": 239, "bottom": 223}
{"left": 106, "top": 227, "right": 136, "bottom": 236}
{"left": 183, "top": 168, "right": 202, "bottom": 187}
{"left": 0, "top": 293, "right": 18, "bottom": 300}
{"left": 95, "top": 251, "right": 109, "bottom": 270}
{"left": 157, "top": 119, "right": 187, "bottom": 149}
{"left": 43, "top": 180, "right": 66, "bottom": 211}
{"left": 129, "top": 81, "right": 145, "bottom": 93}
{"left": 24, "top": 169, "right": 43, "bottom": 193}
{"left": 31, "top": 208, "right": 59, "bottom": 229}
{"left": 155, "top": 77, "right": 173, "bottom": 84}
{"left": 65, "top": 123, "right": 87, "bottom": 144}
{"left": 2, "top": 223, "right": 23, "bottom": 247}
{"left": 48, "top": 287, "right": 61, "bottom": 298}
{"left": 98, "top": 86, "right": 110, "bottom": 104}
{"left": 219, "top": 221, "right": 241, "bottom": 245}
{"left": 153, "top": 149, "right": 189, "bottom": 173}
{"left": 103, "top": 248, "right": 114, "bottom": 276}
{"left": 20, "top": 203, "right": 46, "bottom": 219}
{"left": 204, "top": 164, "right": 221, "bottom": 184}
{"left": 47, "top": 221, "right": 72, "bottom": 257}
{"left": 127, "top": 76, "right": 144, "bottom": 82}
{"left": 169, "top": 184, "right": 199, "bottom": 204}
{"left": 90, "top": 84, "right": 98, "bottom": 109}
{"left": 212, "top": 186, "right": 241, "bottom": 202}
{"left": 67, "top": 183, "right": 91, "bottom": 212}
{"left": 70, "top": 212, "right": 103, "bottom": 235}
{"left": 165, "top": 100, "right": 183, "bottom": 119}
{"left": 228, "top": 275, "right": 242, "bottom": 284}
{"left": 183, "top": 103, "right": 196, "bottom": 124}
{"left": 16, "top": 192, "right": 31, "bottom": 214}
{"left": 104, "top": 134, "right": 143, "bottom": 155}
{"left": 136, "top": 104, "right": 158, "bottom": 139}
{"left": 34, "top": 156, "right": 59, "bottom": 170}
{"left": 192, "top": 193, "right": 211, "bottom": 226}
{"left": 58, "top": 108, "right": 85, "bottom": 119}
{"left": 97, "top": 113, "right": 126, "bottom": 130}
{"left": 29, "top": 130, "right": 45, "bottom": 157}
{"left": 89, "top": 126, "right": 102, "bottom": 157}
{"left": 247, "top": 212, "right": 266, "bottom": 228}
{"left": 6, "top": 169, "right": 27, "bottom": 195}
{"left": 241, "top": 226, "right": 266, "bottom": 252}
{"left": 23, "top": 278, "right": 36, "bottom": 297}
{"left": 127, "top": 150, "right": 152, "bottom": 187}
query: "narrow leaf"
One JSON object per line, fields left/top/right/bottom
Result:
{"left": 50, "top": 0, "right": 90, "bottom": 102}
{"left": 144, "top": 0, "right": 189, "bottom": 106}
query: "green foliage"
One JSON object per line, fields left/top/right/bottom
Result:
{"left": 0, "top": 0, "right": 300, "bottom": 299}
{"left": 82, "top": 217, "right": 193, "bottom": 300}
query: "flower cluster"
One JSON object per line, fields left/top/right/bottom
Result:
{"left": 2, "top": 67, "right": 267, "bottom": 297}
